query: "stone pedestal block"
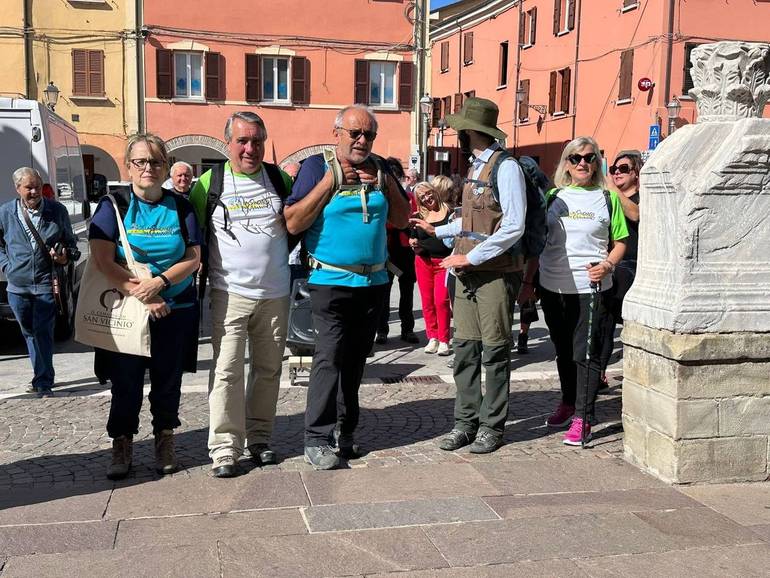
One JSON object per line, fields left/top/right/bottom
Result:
{"left": 622, "top": 322, "right": 770, "bottom": 484}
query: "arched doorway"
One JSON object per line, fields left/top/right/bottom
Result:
{"left": 81, "top": 145, "right": 122, "bottom": 182}
{"left": 166, "top": 135, "right": 228, "bottom": 176}
{"left": 279, "top": 144, "right": 335, "bottom": 168}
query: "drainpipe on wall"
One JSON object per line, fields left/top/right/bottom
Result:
{"left": 570, "top": 0, "right": 583, "bottom": 140}
{"left": 23, "top": 0, "right": 34, "bottom": 99}
{"left": 663, "top": 0, "right": 676, "bottom": 105}
{"left": 135, "top": 0, "right": 145, "bottom": 133}
{"left": 512, "top": 0, "right": 524, "bottom": 154}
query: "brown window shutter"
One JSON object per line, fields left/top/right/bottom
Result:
{"left": 245, "top": 54, "right": 261, "bottom": 102}
{"left": 531, "top": 7, "right": 538, "bottom": 44}
{"left": 553, "top": 0, "right": 561, "bottom": 34}
{"left": 567, "top": 0, "right": 576, "bottom": 30}
{"left": 618, "top": 49, "right": 633, "bottom": 100}
{"left": 442, "top": 95, "right": 452, "bottom": 118}
{"left": 205, "top": 52, "right": 224, "bottom": 100}
{"left": 72, "top": 49, "right": 88, "bottom": 96}
{"left": 88, "top": 50, "right": 104, "bottom": 96}
{"left": 454, "top": 92, "right": 463, "bottom": 113}
{"left": 156, "top": 49, "right": 173, "bottom": 99}
{"left": 441, "top": 41, "right": 449, "bottom": 71}
{"left": 292, "top": 56, "right": 309, "bottom": 105}
{"left": 518, "top": 79, "right": 530, "bottom": 121}
{"left": 463, "top": 32, "right": 473, "bottom": 64}
{"left": 354, "top": 60, "right": 369, "bottom": 105}
{"left": 519, "top": 11, "right": 526, "bottom": 45}
{"left": 560, "top": 67, "right": 571, "bottom": 112}
{"left": 432, "top": 97, "right": 441, "bottom": 126}
{"left": 549, "top": 70, "right": 557, "bottom": 113}
{"left": 623, "top": 0, "right": 636, "bottom": 6}
{"left": 398, "top": 61, "right": 414, "bottom": 111}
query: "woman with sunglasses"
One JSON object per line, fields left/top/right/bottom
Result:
{"left": 598, "top": 151, "right": 643, "bottom": 386}
{"left": 89, "top": 133, "right": 201, "bottom": 479}
{"left": 539, "top": 137, "right": 629, "bottom": 445}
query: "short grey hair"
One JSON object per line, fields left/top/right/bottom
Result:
{"left": 334, "top": 105, "right": 378, "bottom": 133}
{"left": 224, "top": 111, "right": 267, "bottom": 142}
{"left": 170, "top": 161, "right": 193, "bottom": 177}
{"left": 13, "top": 167, "right": 42, "bottom": 187}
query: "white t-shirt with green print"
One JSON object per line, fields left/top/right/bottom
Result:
{"left": 539, "top": 186, "right": 629, "bottom": 294}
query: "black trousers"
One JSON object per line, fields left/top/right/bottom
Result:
{"left": 377, "top": 243, "right": 416, "bottom": 335}
{"left": 105, "top": 305, "right": 198, "bottom": 438}
{"left": 540, "top": 288, "right": 610, "bottom": 421}
{"left": 305, "top": 283, "right": 387, "bottom": 447}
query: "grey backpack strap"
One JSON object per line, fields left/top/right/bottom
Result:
{"left": 323, "top": 147, "right": 343, "bottom": 192}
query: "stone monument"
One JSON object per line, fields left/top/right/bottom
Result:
{"left": 622, "top": 42, "right": 770, "bottom": 484}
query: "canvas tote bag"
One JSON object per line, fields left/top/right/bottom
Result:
{"left": 75, "top": 194, "right": 152, "bottom": 356}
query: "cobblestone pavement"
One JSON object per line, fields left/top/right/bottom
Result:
{"left": 0, "top": 378, "right": 623, "bottom": 490}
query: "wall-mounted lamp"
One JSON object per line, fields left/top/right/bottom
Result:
{"left": 43, "top": 81, "right": 60, "bottom": 111}
{"left": 515, "top": 87, "right": 547, "bottom": 119}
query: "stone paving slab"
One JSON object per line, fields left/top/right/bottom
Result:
{"left": 0, "top": 543, "right": 220, "bottom": 578}
{"left": 679, "top": 482, "right": 770, "bottom": 526}
{"left": 422, "top": 513, "right": 682, "bottom": 567}
{"left": 0, "top": 520, "right": 117, "bottom": 557}
{"left": 303, "top": 496, "right": 499, "bottom": 533}
{"left": 482, "top": 487, "right": 702, "bottom": 520}
{"left": 105, "top": 470, "right": 309, "bottom": 519}
{"left": 633, "top": 507, "right": 763, "bottom": 549}
{"left": 573, "top": 543, "right": 770, "bottom": 577}
{"left": 114, "top": 508, "right": 307, "bottom": 549}
{"left": 367, "top": 559, "right": 589, "bottom": 577}
{"left": 219, "top": 527, "right": 449, "bottom": 576}
{"left": 0, "top": 487, "right": 111, "bottom": 525}
{"left": 301, "top": 463, "right": 501, "bottom": 506}
{"left": 472, "top": 454, "right": 664, "bottom": 495}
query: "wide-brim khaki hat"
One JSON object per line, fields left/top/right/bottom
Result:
{"left": 446, "top": 97, "right": 507, "bottom": 140}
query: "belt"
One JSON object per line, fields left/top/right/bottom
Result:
{"left": 309, "top": 257, "right": 386, "bottom": 276}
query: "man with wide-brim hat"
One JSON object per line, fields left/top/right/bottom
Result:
{"left": 412, "top": 96, "right": 527, "bottom": 454}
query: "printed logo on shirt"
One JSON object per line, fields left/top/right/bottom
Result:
{"left": 567, "top": 210, "right": 608, "bottom": 225}
{"left": 126, "top": 225, "right": 179, "bottom": 236}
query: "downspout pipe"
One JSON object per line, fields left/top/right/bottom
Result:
{"left": 135, "top": 0, "right": 145, "bottom": 132}
{"left": 24, "top": 0, "right": 34, "bottom": 99}
{"left": 663, "top": 0, "right": 676, "bottom": 104}
{"left": 570, "top": 0, "right": 582, "bottom": 140}
{"left": 513, "top": 0, "right": 523, "bottom": 154}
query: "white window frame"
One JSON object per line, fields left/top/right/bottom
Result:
{"left": 174, "top": 51, "right": 204, "bottom": 101}
{"left": 368, "top": 61, "right": 397, "bottom": 109}
{"left": 523, "top": 9, "right": 536, "bottom": 48}
{"left": 558, "top": 0, "right": 572, "bottom": 35}
{"left": 261, "top": 56, "right": 291, "bottom": 104}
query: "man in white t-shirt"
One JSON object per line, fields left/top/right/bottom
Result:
{"left": 190, "top": 112, "right": 293, "bottom": 478}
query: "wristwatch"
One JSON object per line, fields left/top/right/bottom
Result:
{"left": 158, "top": 273, "right": 171, "bottom": 290}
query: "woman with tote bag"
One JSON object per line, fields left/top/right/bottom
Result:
{"left": 88, "top": 133, "right": 201, "bottom": 480}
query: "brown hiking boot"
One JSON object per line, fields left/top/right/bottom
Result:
{"left": 107, "top": 435, "right": 133, "bottom": 480}
{"left": 154, "top": 429, "right": 177, "bottom": 475}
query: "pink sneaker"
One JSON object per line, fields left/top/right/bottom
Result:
{"left": 563, "top": 417, "right": 591, "bottom": 446}
{"left": 545, "top": 403, "right": 575, "bottom": 428}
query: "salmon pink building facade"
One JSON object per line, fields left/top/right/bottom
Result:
{"left": 429, "top": 0, "right": 770, "bottom": 177}
{"left": 142, "top": 0, "right": 417, "bottom": 174}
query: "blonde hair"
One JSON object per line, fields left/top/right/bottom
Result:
{"left": 553, "top": 136, "right": 605, "bottom": 189}
{"left": 414, "top": 181, "right": 448, "bottom": 219}
{"left": 125, "top": 133, "right": 169, "bottom": 169}
{"left": 430, "top": 175, "right": 458, "bottom": 207}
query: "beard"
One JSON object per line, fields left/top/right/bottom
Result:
{"left": 458, "top": 131, "right": 471, "bottom": 154}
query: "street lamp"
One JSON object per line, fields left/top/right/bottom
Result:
{"left": 666, "top": 96, "right": 681, "bottom": 136}
{"left": 436, "top": 118, "right": 447, "bottom": 147}
{"left": 43, "top": 81, "right": 60, "bottom": 111}
{"left": 419, "top": 94, "right": 432, "bottom": 179}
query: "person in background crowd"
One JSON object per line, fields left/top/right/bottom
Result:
{"left": 0, "top": 167, "right": 79, "bottom": 398}
{"left": 430, "top": 174, "right": 460, "bottom": 208}
{"left": 169, "top": 161, "right": 194, "bottom": 197}
{"left": 90, "top": 134, "right": 201, "bottom": 479}
{"left": 285, "top": 105, "right": 411, "bottom": 470}
{"left": 189, "top": 112, "right": 294, "bottom": 478}
{"left": 412, "top": 97, "right": 527, "bottom": 455}
{"left": 538, "top": 137, "right": 628, "bottom": 446}
{"left": 598, "top": 150, "right": 642, "bottom": 387}
{"left": 409, "top": 181, "right": 452, "bottom": 356}
{"left": 403, "top": 168, "right": 418, "bottom": 194}
{"left": 375, "top": 158, "right": 418, "bottom": 345}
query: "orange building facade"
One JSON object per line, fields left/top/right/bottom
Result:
{"left": 429, "top": 0, "right": 770, "bottom": 178}
{"left": 142, "top": 0, "right": 417, "bottom": 174}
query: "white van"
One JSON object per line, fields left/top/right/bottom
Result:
{"left": 0, "top": 98, "right": 92, "bottom": 339}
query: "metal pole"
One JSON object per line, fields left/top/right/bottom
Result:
{"left": 668, "top": 115, "right": 676, "bottom": 136}
{"left": 421, "top": 112, "right": 429, "bottom": 180}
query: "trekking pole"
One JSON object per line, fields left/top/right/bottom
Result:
{"left": 583, "top": 263, "right": 600, "bottom": 449}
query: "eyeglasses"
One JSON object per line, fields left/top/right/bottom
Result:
{"left": 567, "top": 153, "right": 597, "bottom": 166}
{"left": 130, "top": 158, "right": 164, "bottom": 170}
{"left": 336, "top": 126, "right": 377, "bottom": 142}
{"left": 609, "top": 164, "right": 632, "bottom": 175}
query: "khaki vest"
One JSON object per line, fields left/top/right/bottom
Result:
{"left": 454, "top": 150, "right": 523, "bottom": 273}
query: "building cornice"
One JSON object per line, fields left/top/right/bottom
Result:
{"left": 431, "top": 0, "right": 518, "bottom": 42}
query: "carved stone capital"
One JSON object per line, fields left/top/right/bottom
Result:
{"left": 689, "top": 42, "right": 770, "bottom": 121}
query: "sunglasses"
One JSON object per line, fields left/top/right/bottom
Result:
{"left": 337, "top": 126, "right": 377, "bottom": 142}
{"left": 567, "top": 153, "right": 597, "bottom": 166}
{"left": 130, "top": 158, "right": 164, "bottom": 170}
{"left": 609, "top": 164, "right": 632, "bottom": 175}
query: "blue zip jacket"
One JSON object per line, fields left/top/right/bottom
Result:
{"left": 0, "top": 197, "right": 79, "bottom": 295}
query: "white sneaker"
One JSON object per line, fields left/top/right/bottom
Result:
{"left": 424, "top": 338, "right": 439, "bottom": 354}
{"left": 437, "top": 342, "right": 452, "bottom": 356}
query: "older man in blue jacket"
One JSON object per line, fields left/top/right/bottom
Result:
{"left": 0, "top": 167, "right": 79, "bottom": 397}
